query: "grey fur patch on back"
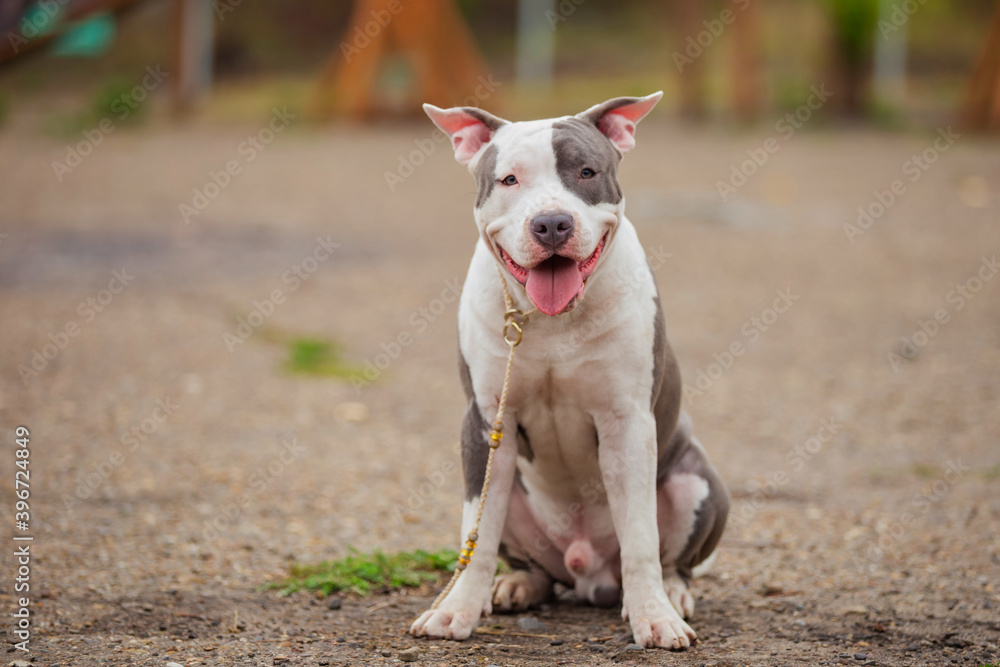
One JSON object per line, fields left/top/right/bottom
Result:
{"left": 647, "top": 290, "right": 729, "bottom": 576}
{"left": 551, "top": 118, "right": 623, "bottom": 206}
{"left": 650, "top": 292, "right": 682, "bottom": 479}
{"left": 475, "top": 143, "right": 499, "bottom": 208}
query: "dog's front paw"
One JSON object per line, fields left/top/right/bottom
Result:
{"left": 623, "top": 593, "right": 698, "bottom": 650}
{"left": 409, "top": 600, "right": 485, "bottom": 641}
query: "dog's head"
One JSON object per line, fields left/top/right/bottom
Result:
{"left": 424, "top": 93, "right": 661, "bottom": 316}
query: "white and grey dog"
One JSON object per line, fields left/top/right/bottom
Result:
{"left": 410, "top": 93, "right": 729, "bottom": 650}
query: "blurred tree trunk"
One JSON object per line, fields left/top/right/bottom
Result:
{"left": 172, "top": 0, "right": 214, "bottom": 115}
{"left": 729, "top": 0, "right": 761, "bottom": 120}
{"left": 962, "top": 3, "right": 1000, "bottom": 130}
{"left": 673, "top": 0, "right": 708, "bottom": 119}
{"left": 824, "top": 0, "right": 878, "bottom": 118}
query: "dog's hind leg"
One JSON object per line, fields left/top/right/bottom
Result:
{"left": 656, "top": 430, "right": 729, "bottom": 619}
{"left": 490, "top": 494, "right": 556, "bottom": 612}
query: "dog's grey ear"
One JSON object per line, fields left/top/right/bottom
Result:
{"left": 423, "top": 104, "right": 509, "bottom": 165}
{"left": 577, "top": 92, "right": 662, "bottom": 153}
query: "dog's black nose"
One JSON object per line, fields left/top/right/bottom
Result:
{"left": 530, "top": 212, "right": 575, "bottom": 250}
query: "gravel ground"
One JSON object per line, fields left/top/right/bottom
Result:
{"left": 0, "top": 107, "right": 998, "bottom": 666}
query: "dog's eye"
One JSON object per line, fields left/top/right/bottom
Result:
{"left": 501, "top": 174, "right": 518, "bottom": 186}
{"left": 580, "top": 168, "right": 596, "bottom": 179}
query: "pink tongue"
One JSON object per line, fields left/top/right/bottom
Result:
{"left": 525, "top": 256, "right": 583, "bottom": 316}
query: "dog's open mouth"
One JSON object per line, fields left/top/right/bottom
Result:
{"left": 499, "top": 235, "right": 607, "bottom": 316}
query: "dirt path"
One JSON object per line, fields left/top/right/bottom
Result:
{"left": 0, "top": 113, "right": 998, "bottom": 666}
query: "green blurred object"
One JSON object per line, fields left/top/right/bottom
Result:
{"left": 43, "top": 78, "right": 147, "bottom": 139}
{"left": 51, "top": 13, "right": 116, "bottom": 57}
{"left": 823, "top": 0, "right": 880, "bottom": 116}
{"left": 827, "top": 0, "right": 879, "bottom": 68}
{"left": 284, "top": 337, "right": 362, "bottom": 379}
{"left": 22, "top": 2, "right": 63, "bottom": 37}
{"left": 270, "top": 548, "right": 459, "bottom": 596}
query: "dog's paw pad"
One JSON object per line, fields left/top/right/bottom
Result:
{"left": 632, "top": 615, "right": 697, "bottom": 650}
{"left": 409, "top": 607, "right": 478, "bottom": 641}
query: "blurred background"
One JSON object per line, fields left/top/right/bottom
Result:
{"left": 1, "top": 2, "right": 999, "bottom": 665}
{"left": 1, "top": 0, "right": 1000, "bottom": 125}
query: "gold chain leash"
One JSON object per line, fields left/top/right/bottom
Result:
{"left": 429, "top": 268, "right": 537, "bottom": 610}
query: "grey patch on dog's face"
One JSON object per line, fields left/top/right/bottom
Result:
{"left": 475, "top": 143, "right": 499, "bottom": 209}
{"left": 516, "top": 423, "right": 534, "bottom": 461}
{"left": 551, "top": 118, "right": 622, "bottom": 207}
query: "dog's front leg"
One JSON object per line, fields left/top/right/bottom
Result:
{"left": 597, "top": 409, "right": 698, "bottom": 650}
{"left": 409, "top": 420, "right": 518, "bottom": 641}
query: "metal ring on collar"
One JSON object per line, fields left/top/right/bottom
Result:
{"left": 503, "top": 320, "right": 523, "bottom": 347}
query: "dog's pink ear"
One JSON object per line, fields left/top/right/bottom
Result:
{"left": 577, "top": 92, "right": 662, "bottom": 153}
{"left": 423, "top": 104, "right": 508, "bottom": 165}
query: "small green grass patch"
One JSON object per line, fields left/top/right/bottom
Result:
{"left": 284, "top": 337, "right": 362, "bottom": 379}
{"left": 270, "top": 548, "right": 458, "bottom": 596}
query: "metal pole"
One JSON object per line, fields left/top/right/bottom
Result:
{"left": 516, "top": 0, "right": 555, "bottom": 89}
{"left": 172, "top": 0, "right": 214, "bottom": 114}
{"left": 873, "top": 0, "right": 907, "bottom": 109}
